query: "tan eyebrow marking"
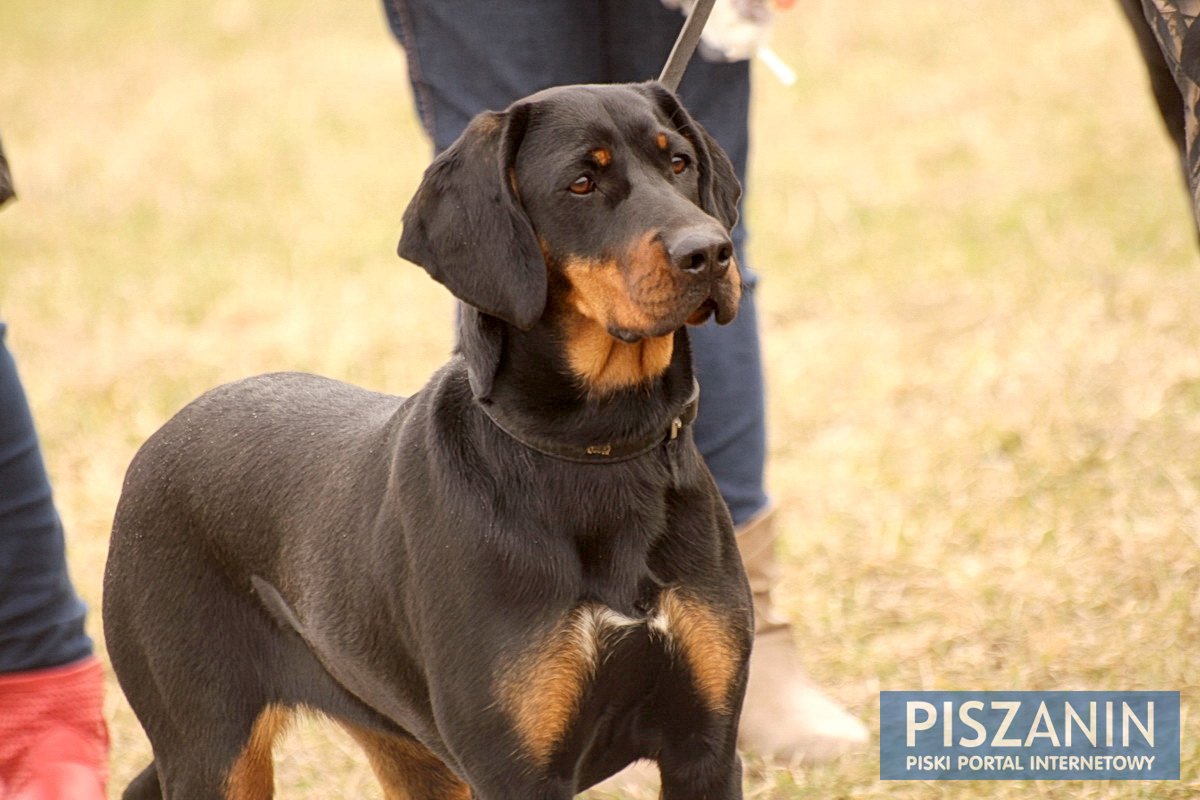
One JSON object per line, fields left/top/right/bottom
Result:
{"left": 591, "top": 148, "right": 612, "bottom": 167}
{"left": 656, "top": 132, "right": 669, "bottom": 150}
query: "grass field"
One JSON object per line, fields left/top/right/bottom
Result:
{"left": 1, "top": 1, "right": 1197, "bottom": 797}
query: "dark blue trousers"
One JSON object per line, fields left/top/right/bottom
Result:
{"left": 0, "top": 323, "right": 92, "bottom": 672}
{"left": 383, "top": 0, "right": 769, "bottom": 524}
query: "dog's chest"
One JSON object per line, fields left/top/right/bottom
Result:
{"left": 493, "top": 588, "right": 742, "bottom": 769}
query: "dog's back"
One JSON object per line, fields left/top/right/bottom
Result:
{"left": 108, "top": 372, "right": 406, "bottom": 570}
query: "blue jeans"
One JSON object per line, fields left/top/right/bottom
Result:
{"left": 383, "top": 0, "right": 769, "bottom": 525}
{"left": 0, "top": 322, "right": 92, "bottom": 672}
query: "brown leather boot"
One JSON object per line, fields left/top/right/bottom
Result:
{"left": 0, "top": 655, "right": 109, "bottom": 800}
{"left": 735, "top": 506, "right": 867, "bottom": 762}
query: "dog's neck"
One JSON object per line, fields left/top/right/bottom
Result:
{"left": 458, "top": 307, "right": 698, "bottom": 458}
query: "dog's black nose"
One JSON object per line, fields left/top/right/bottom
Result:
{"left": 666, "top": 227, "right": 733, "bottom": 277}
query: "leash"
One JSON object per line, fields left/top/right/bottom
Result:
{"left": 658, "top": 0, "right": 719, "bottom": 92}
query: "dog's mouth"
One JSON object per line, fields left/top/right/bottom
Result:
{"left": 686, "top": 299, "right": 718, "bottom": 326}
{"left": 686, "top": 273, "right": 740, "bottom": 327}
{"left": 609, "top": 280, "right": 740, "bottom": 342}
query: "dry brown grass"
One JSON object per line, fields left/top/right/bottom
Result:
{"left": 1, "top": 1, "right": 1197, "bottom": 797}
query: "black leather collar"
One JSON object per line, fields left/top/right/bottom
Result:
{"left": 477, "top": 379, "right": 700, "bottom": 464}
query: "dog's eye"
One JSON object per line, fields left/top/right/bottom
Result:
{"left": 671, "top": 155, "right": 690, "bottom": 175}
{"left": 569, "top": 175, "right": 596, "bottom": 195}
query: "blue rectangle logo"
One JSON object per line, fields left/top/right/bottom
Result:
{"left": 880, "top": 691, "right": 1180, "bottom": 780}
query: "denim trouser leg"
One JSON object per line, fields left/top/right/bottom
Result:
{"left": 383, "top": 0, "right": 769, "bottom": 524}
{"left": 0, "top": 323, "right": 92, "bottom": 673}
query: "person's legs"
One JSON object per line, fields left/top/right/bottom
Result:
{"left": 0, "top": 322, "right": 107, "bottom": 799}
{"left": 0, "top": 325, "right": 92, "bottom": 675}
{"left": 1122, "top": 0, "right": 1200, "bottom": 237}
{"left": 383, "top": 0, "right": 607, "bottom": 153}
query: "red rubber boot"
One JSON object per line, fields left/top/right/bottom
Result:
{"left": 0, "top": 655, "right": 108, "bottom": 800}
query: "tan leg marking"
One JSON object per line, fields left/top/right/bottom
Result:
{"left": 497, "top": 606, "right": 638, "bottom": 766}
{"left": 652, "top": 589, "right": 742, "bottom": 715}
{"left": 225, "top": 705, "right": 291, "bottom": 800}
{"left": 339, "top": 722, "right": 470, "bottom": 800}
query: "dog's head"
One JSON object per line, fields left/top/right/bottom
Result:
{"left": 399, "top": 83, "right": 741, "bottom": 396}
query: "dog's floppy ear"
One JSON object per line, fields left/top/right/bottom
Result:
{"left": 399, "top": 105, "right": 546, "bottom": 330}
{"left": 637, "top": 82, "right": 741, "bottom": 231}
{"left": 457, "top": 302, "right": 505, "bottom": 401}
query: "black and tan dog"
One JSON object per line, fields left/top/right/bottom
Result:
{"left": 104, "top": 82, "right": 753, "bottom": 800}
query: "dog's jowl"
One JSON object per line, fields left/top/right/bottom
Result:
{"left": 104, "top": 82, "right": 753, "bottom": 800}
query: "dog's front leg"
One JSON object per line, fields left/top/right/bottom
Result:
{"left": 658, "top": 742, "right": 744, "bottom": 800}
